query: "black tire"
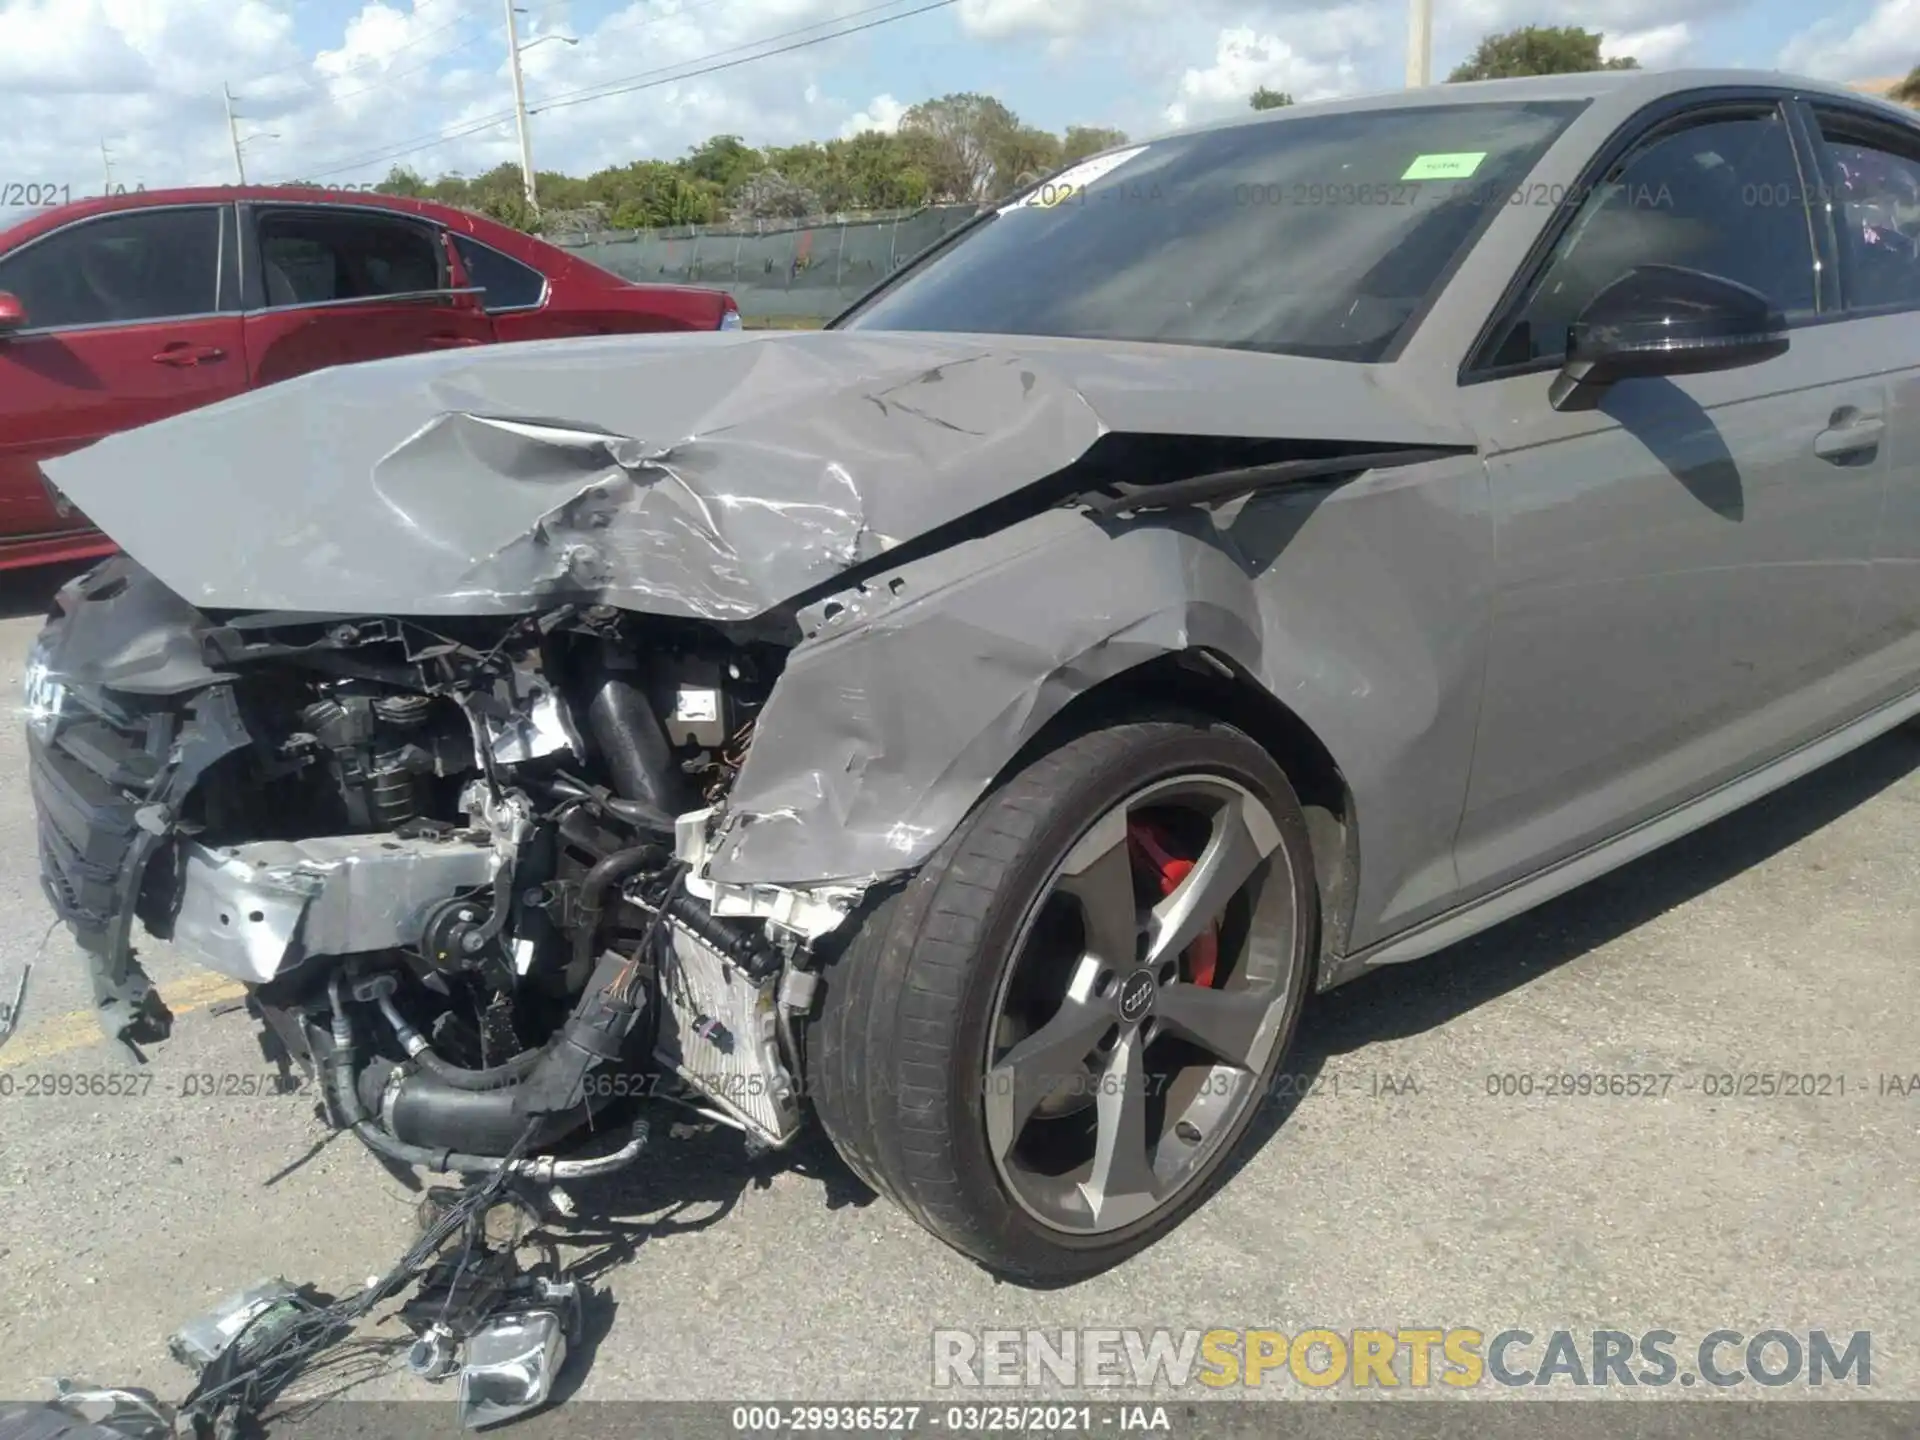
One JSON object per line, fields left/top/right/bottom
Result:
{"left": 807, "top": 711, "right": 1318, "bottom": 1282}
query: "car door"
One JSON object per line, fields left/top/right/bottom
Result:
{"left": 240, "top": 203, "right": 493, "bottom": 387}
{"left": 1448, "top": 98, "right": 1885, "bottom": 899}
{"left": 1796, "top": 100, "right": 1920, "bottom": 706}
{"left": 0, "top": 204, "right": 243, "bottom": 553}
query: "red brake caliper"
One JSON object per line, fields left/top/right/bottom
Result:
{"left": 1127, "top": 820, "right": 1221, "bottom": 989}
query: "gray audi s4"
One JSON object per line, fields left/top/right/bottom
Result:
{"left": 24, "top": 67, "right": 1920, "bottom": 1283}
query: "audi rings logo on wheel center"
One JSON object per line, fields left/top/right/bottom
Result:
{"left": 1116, "top": 969, "right": 1157, "bottom": 1023}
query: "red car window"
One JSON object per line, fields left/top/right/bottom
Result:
{"left": 257, "top": 209, "right": 446, "bottom": 307}
{"left": 0, "top": 207, "right": 223, "bottom": 329}
{"left": 449, "top": 233, "right": 548, "bottom": 313}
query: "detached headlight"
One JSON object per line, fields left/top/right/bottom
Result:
{"left": 22, "top": 632, "right": 66, "bottom": 741}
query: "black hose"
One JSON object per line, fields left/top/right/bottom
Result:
{"left": 467, "top": 863, "right": 517, "bottom": 948}
{"left": 543, "top": 772, "right": 675, "bottom": 837}
{"left": 324, "top": 974, "right": 517, "bottom": 1175}
{"left": 414, "top": 1046, "right": 541, "bottom": 1092}
{"left": 572, "top": 843, "right": 668, "bottom": 977}
{"left": 324, "top": 973, "right": 648, "bottom": 1179}
{"left": 580, "top": 654, "right": 685, "bottom": 821}
{"left": 372, "top": 990, "right": 541, "bottom": 1092}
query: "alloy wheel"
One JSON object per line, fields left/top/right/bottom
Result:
{"left": 982, "top": 772, "right": 1300, "bottom": 1235}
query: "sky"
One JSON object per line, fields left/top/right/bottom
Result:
{"left": 0, "top": 0, "right": 1914, "bottom": 197}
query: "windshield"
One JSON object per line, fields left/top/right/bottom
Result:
{"left": 839, "top": 101, "right": 1585, "bottom": 363}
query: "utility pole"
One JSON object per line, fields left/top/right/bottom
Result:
{"left": 225, "top": 83, "right": 251, "bottom": 184}
{"left": 1405, "top": 0, "right": 1433, "bottom": 86}
{"left": 101, "top": 140, "right": 114, "bottom": 196}
{"left": 505, "top": 0, "right": 538, "bottom": 214}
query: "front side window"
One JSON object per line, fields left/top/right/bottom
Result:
{"left": 838, "top": 101, "right": 1584, "bottom": 363}
{"left": 1814, "top": 117, "right": 1920, "bottom": 313}
{"left": 256, "top": 210, "right": 446, "bottom": 307}
{"left": 452, "top": 234, "right": 547, "bottom": 312}
{"left": 1490, "top": 108, "right": 1817, "bottom": 367}
{"left": 0, "top": 208, "right": 222, "bottom": 330}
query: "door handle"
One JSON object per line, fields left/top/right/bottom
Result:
{"left": 152, "top": 342, "right": 227, "bottom": 367}
{"left": 1813, "top": 409, "right": 1884, "bottom": 464}
{"left": 424, "top": 332, "right": 486, "bottom": 348}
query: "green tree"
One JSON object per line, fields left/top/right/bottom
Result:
{"left": 683, "top": 135, "right": 764, "bottom": 194}
{"left": 898, "top": 92, "right": 1021, "bottom": 201}
{"left": 837, "top": 130, "right": 932, "bottom": 208}
{"left": 1447, "top": 25, "right": 1638, "bottom": 82}
{"left": 369, "top": 92, "right": 1167, "bottom": 231}
{"left": 989, "top": 124, "right": 1064, "bottom": 198}
{"left": 1890, "top": 66, "right": 1920, "bottom": 106}
{"left": 1250, "top": 87, "right": 1294, "bottom": 110}
{"left": 1061, "top": 125, "right": 1129, "bottom": 163}
{"left": 375, "top": 165, "right": 427, "bottom": 198}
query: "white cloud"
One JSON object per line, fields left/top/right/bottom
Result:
{"left": 1161, "top": 12, "right": 1377, "bottom": 127}
{"left": 0, "top": 0, "right": 910, "bottom": 191}
{"left": 1779, "top": 0, "right": 1920, "bottom": 80}
{"left": 841, "top": 93, "right": 906, "bottom": 137}
{"left": 957, "top": 0, "right": 1157, "bottom": 41}
{"left": 1603, "top": 22, "right": 1692, "bottom": 67}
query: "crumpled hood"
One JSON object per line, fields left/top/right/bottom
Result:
{"left": 43, "top": 328, "right": 1471, "bottom": 620}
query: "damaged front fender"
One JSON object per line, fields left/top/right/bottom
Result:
{"left": 706, "top": 506, "right": 1274, "bottom": 892}
{"left": 707, "top": 441, "right": 1495, "bottom": 961}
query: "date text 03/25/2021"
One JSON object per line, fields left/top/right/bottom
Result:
{"left": 1, "top": 183, "right": 148, "bottom": 208}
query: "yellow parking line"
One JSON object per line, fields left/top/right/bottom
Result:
{"left": 1, "top": 972, "right": 248, "bottom": 1068}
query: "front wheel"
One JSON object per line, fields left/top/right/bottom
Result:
{"left": 808, "top": 713, "right": 1317, "bottom": 1282}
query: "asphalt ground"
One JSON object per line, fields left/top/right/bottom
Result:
{"left": 0, "top": 558, "right": 1914, "bottom": 1432}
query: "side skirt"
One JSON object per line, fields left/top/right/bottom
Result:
{"left": 1321, "top": 683, "right": 1920, "bottom": 987}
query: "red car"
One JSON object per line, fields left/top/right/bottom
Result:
{"left": 0, "top": 188, "right": 740, "bottom": 570}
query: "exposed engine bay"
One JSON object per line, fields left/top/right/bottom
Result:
{"left": 29, "top": 557, "right": 829, "bottom": 1176}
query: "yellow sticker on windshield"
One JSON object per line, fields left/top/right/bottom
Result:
{"left": 1402, "top": 151, "right": 1487, "bottom": 180}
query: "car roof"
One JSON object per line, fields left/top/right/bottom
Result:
{"left": 1156, "top": 67, "right": 1920, "bottom": 143}
{"left": 0, "top": 186, "right": 489, "bottom": 249}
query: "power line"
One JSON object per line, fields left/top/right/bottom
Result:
{"left": 529, "top": 0, "right": 957, "bottom": 116}
{"left": 233, "top": 0, "right": 568, "bottom": 104}
{"left": 561, "top": 0, "right": 735, "bottom": 52}
{"left": 280, "top": 0, "right": 955, "bottom": 182}
{"left": 286, "top": 110, "right": 521, "bottom": 181}
{"left": 232, "top": 0, "right": 482, "bottom": 96}
{"left": 324, "top": 21, "right": 498, "bottom": 105}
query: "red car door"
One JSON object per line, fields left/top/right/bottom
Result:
{"left": 240, "top": 203, "right": 493, "bottom": 387}
{"left": 0, "top": 204, "right": 244, "bottom": 565}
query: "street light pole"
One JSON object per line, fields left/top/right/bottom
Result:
{"left": 505, "top": 0, "right": 539, "bottom": 214}
{"left": 224, "top": 83, "right": 248, "bottom": 184}
{"left": 1406, "top": 0, "right": 1433, "bottom": 87}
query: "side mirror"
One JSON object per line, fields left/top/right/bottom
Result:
{"left": 1549, "top": 264, "right": 1789, "bottom": 413}
{"left": 0, "top": 292, "right": 27, "bottom": 335}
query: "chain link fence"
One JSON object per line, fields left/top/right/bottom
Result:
{"left": 547, "top": 204, "right": 984, "bottom": 321}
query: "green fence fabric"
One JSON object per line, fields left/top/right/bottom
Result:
{"left": 552, "top": 205, "right": 982, "bottom": 321}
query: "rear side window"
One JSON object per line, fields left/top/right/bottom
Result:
{"left": 0, "top": 207, "right": 223, "bottom": 330}
{"left": 452, "top": 234, "right": 547, "bottom": 312}
{"left": 255, "top": 209, "right": 446, "bottom": 306}
{"left": 1812, "top": 115, "right": 1920, "bottom": 313}
{"left": 1489, "top": 109, "right": 1817, "bottom": 366}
